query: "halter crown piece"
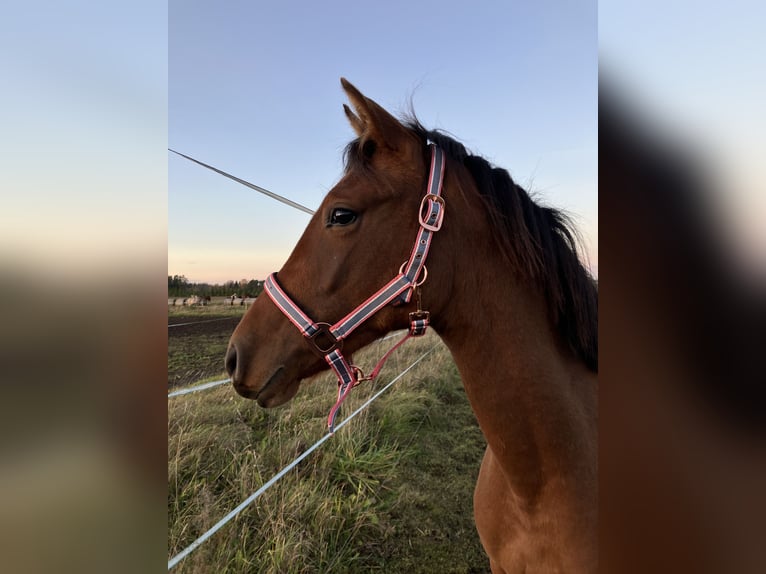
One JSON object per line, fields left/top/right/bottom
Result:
{"left": 263, "top": 144, "right": 446, "bottom": 432}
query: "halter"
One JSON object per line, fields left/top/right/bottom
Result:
{"left": 264, "top": 144, "right": 446, "bottom": 432}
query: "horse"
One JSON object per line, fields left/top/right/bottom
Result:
{"left": 225, "top": 79, "right": 598, "bottom": 573}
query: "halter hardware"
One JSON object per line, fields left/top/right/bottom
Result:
{"left": 306, "top": 323, "right": 343, "bottom": 356}
{"left": 399, "top": 261, "right": 428, "bottom": 287}
{"left": 263, "top": 144, "right": 446, "bottom": 432}
{"left": 351, "top": 365, "right": 373, "bottom": 384}
{"left": 419, "top": 193, "right": 446, "bottom": 231}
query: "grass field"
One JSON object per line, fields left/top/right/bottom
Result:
{"left": 168, "top": 321, "right": 491, "bottom": 573}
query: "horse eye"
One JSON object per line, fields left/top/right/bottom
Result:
{"left": 329, "top": 208, "right": 357, "bottom": 226}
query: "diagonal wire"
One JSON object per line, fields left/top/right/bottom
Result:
{"left": 169, "top": 149, "right": 316, "bottom": 215}
{"left": 168, "top": 378, "right": 230, "bottom": 398}
{"left": 167, "top": 345, "right": 437, "bottom": 570}
{"left": 166, "top": 332, "right": 405, "bottom": 399}
{"left": 168, "top": 317, "right": 238, "bottom": 329}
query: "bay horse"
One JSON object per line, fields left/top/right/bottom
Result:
{"left": 225, "top": 79, "right": 598, "bottom": 573}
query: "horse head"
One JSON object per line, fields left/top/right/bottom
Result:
{"left": 225, "top": 79, "right": 456, "bottom": 408}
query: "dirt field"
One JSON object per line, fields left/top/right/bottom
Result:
{"left": 168, "top": 311, "right": 244, "bottom": 388}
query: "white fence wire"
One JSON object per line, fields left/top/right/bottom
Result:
{"left": 168, "top": 345, "right": 437, "bottom": 570}
{"left": 169, "top": 150, "right": 433, "bottom": 569}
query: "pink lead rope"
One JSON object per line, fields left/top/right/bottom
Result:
{"left": 263, "top": 144, "right": 445, "bottom": 432}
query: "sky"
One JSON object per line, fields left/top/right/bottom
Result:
{"left": 1, "top": 2, "right": 167, "bottom": 279}
{"left": 1, "top": 1, "right": 761, "bottom": 287}
{"left": 169, "top": 0, "right": 598, "bottom": 284}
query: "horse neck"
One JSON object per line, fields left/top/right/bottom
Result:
{"left": 430, "top": 211, "right": 597, "bottom": 513}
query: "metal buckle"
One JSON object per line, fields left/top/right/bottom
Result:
{"left": 306, "top": 322, "right": 343, "bottom": 356}
{"left": 419, "top": 194, "right": 445, "bottom": 232}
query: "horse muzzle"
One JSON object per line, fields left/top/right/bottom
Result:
{"left": 225, "top": 298, "right": 323, "bottom": 407}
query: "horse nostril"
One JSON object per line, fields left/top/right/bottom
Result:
{"left": 225, "top": 345, "right": 238, "bottom": 379}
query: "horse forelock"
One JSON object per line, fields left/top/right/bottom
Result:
{"left": 342, "top": 139, "right": 366, "bottom": 173}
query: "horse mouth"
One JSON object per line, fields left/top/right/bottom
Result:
{"left": 250, "top": 366, "right": 299, "bottom": 408}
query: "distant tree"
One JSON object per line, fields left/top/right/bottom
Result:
{"left": 168, "top": 275, "right": 191, "bottom": 297}
{"left": 246, "top": 279, "right": 263, "bottom": 297}
{"left": 167, "top": 275, "right": 265, "bottom": 298}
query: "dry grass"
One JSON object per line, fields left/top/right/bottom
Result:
{"left": 168, "top": 331, "right": 491, "bottom": 573}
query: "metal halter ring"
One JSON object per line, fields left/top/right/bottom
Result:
{"left": 399, "top": 261, "right": 428, "bottom": 287}
{"left": 306, "top": 322, "right": 343, "bottom": 356}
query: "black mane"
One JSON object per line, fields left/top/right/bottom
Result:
{"left": 341, "top": 121, "right": 598, "bottom": 371}
{"left": 411, "top": 122, "right": 598, "bottom": 372}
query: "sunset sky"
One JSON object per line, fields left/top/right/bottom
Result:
{"left": 169, "top": 1, "right": 598, "bottom": 284}
{"left": 3, "top": 2, "right": 762, "bottom": 289}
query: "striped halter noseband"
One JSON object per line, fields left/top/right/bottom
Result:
{"left": 263, "top": 144, "right": 446, "bottom": 432}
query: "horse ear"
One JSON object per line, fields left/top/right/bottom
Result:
{"left": 340, "top": 77, "right": 410, "bottom": 151}
{"left": 343, "top": 104, "right": 365, "bottom": 137}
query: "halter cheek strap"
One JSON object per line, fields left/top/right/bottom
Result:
{"left": 263, "top": 144, "right": 446, "bottom": 432}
